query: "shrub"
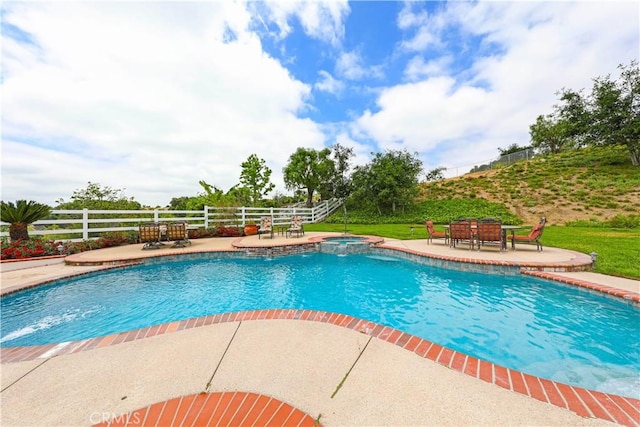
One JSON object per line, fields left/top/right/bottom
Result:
{"left": 214, "top": 226, "right": 242, "bottom": 237}
{"left": 0, "top": 227, "right": 242, "bottom": 261}
{"left": 1, "top": 237, "right": 60, "bottom": 259}
{"left": 565, "top": 214, "right": 640, "bottom": 229}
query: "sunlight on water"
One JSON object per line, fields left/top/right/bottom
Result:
{"left": 1, "top": 252, "right": 638, "bottom": 397}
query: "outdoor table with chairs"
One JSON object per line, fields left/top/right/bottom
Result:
{"left": 436, "top": 217, "right": 547, "bottom": 252}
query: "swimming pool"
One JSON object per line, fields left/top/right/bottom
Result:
{"left": 1, "top": 251, "right": 638, "bottom": 398}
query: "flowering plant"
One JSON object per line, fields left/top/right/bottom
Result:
{"left": 1, "top": 227, "right": 240, "bottom": 261}
{"left": 1, "top": 231, "right": 138, "bottom": 260}
{"left": 214, "top": 226, "right": 242, "bottom": 237}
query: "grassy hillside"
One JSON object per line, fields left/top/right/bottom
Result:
{"left": 320, "top": 145, "right": 639, "bottom": 278}
{"left": 419, "top": 145, "right": 640, "bottom": 225}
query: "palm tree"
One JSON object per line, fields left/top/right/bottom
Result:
{"left": 1, "top": 200, "right": 52, "bottom": 241}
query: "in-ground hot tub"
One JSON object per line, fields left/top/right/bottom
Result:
{"left": 318, "top": 235, "right": 375, "bottom": 255}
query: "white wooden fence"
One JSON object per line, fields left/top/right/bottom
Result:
{"left": 0, "top": 199, "right": 343, "bottom": 242}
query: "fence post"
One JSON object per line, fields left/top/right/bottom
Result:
{"left": 83, "top": 208, "right": 89, "bottom": 240}
{"left": 153, "top": 210, "right": 159, "bottom": 223}
{"left": 241, "top": 207, "right": 246, "bottom": 226}
{"left": 204, "top": 206, "right": 209, "bottom": 229}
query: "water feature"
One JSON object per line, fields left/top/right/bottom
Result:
{"left": 318, "top": 236, "right": 371, "bottom": 255}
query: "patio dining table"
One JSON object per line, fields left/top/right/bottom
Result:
{"left": 444, "top": 224, "right": 522, "bottom": 250}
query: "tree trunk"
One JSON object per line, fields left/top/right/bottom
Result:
{"left": 342, "top": 202, "right": 348, "bottom": 235}
{"left": 9, "top": 222, "right": 29, "bottom": 242}
{"left": 306, "top": 189, "right": 314, "bottom": 208}
{"left": 629, "top": 146, "right": 639, "bottom": 166}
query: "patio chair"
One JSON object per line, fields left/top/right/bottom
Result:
{"left": 166, "top": 222, "right": 191, "bottom": 248}
{"left": 449, "top": 220, "right": 475, "bottom": 250}
{"left": 425, "top": 219, "right": 448, "bottom": 245}
{"left": 476, "top": 219, "right": 504, "bottom": 251}
{"left": 139, "top": 223, "right": 161, "bottom": 250}
{"left": 508, "top": 217, "right": 546, "bottom": 251}
{"left": 458, "top": 217, "right": 478, "bottom": 238}
{"left": 287, "top": 215, "right": 305, "bottom": 238}
{"left": 258, "top": 216, "right": 274, "bottom": 239}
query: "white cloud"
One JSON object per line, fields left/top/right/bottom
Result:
{"left": 404, "top": 55, "right": 453, "bottom": 81}
{"left": 335, "top": 50, "right": 384, "bottom": 81}
{"left": 258, "top": 0, "right": 349, "bottom": 46}
{"left": 355, "top": 1, "right": 639, "bottom": 173}
{"left": 1, "top": 2, "right": 326, "bottom": 206}
{"left": 2, "top": 1, "right": 637, "bottom": 208}
{"left": 397, "top": 2, "right": 448, "bottom": 52}
{"left": 314, "top": 70, "right": 344, "bottom": 95}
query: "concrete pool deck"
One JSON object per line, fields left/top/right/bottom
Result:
{"left": 1, "top": 233, "right": 639, "bottom": 426}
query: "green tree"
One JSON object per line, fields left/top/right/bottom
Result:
{"left": 328, "top": 143, "right": 355, "bottom": 199}
{"left": 239, "top": 154, "right": 275, "bottom": 206}
{"left": 188, "top": 180, "right": 228, "bottom": 209}
{"left": 283, "top": 147, "right": 333, "bottom": 207}
{"left": 169, "top": 196, "right": 191, "bottom": 211}
{"left": 529, "top": 114, "right": 573, "bottom": 154}
{"left": 1, "top": 200, "right": 52, "bottom": 241}
{"left": 226, "top": 185, "right": 252, "bottom": 207}
{"left": 531, "top": 60, "right": 640, "bottom": 165}
{"left": 425, "top": 166, "right": 446, "bottom": 182}
{"left": 587, "top": 61, "right": 640, "bottom": 165}
{"left": 328, "top": 143, "right": 355, "bottom": 233}
{"left": 498, "top": 143, "right": 532, "bottom": 156}
{"left": 55, "top": 182, "right": 141, "bottom": 210}
{"left": 352, "top": 149, "right": 423, "bottom": 215}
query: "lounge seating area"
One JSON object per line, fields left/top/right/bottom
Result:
{"left": 287, "top": 215, "right": 305, "bottom": 238}
{"left": 166, "top": 222, "right": 191, "bottom": 248}
{"left": 258, "top": 216, "right": 274, "bottom": 239}
{"left": 139, "top": 223, "right": 162, "bottom": 250}
{"left": 138, "top": 222, "right": 191, "bottom": 250}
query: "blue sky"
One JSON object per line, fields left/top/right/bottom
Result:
{"left": 2, "top": 1, "right": 638, "bottom": 207}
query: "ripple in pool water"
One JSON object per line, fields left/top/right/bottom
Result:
{"left": 1, "top": 252, "right": 638, "bottom": 398}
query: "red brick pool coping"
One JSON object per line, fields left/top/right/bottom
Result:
{"left": 92, "top": 391, "right": 318, "bottom": 427}
{"left": 378, "top": 242, "right": 598, "bottom": 274}
{"left": 2, "top": 309, "right": 639, "bottom": 426}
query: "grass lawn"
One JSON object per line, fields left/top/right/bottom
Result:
{"left": 304, "top": 222, "right": 640, "bottom": 280}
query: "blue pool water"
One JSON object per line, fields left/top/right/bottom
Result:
{"left": 1, "top": 252, "right": 638, "bottom": 397}
{"left": 322, "top": 236, "right": 367, "bottom": 243}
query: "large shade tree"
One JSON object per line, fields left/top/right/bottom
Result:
{"left": 1, "top": 200, "right": 52, "bottom": 241}
{"left": 351, "top": 149, "right": 423, "bottom": 215}
{"left": 530, "top": 60, "right": 639, "bottom": 165}
{"left": 283, "top": 147, "right": 333, "bottom": 207}
{"left": 529, "top": 114, "right": 573, "bottom": 154}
